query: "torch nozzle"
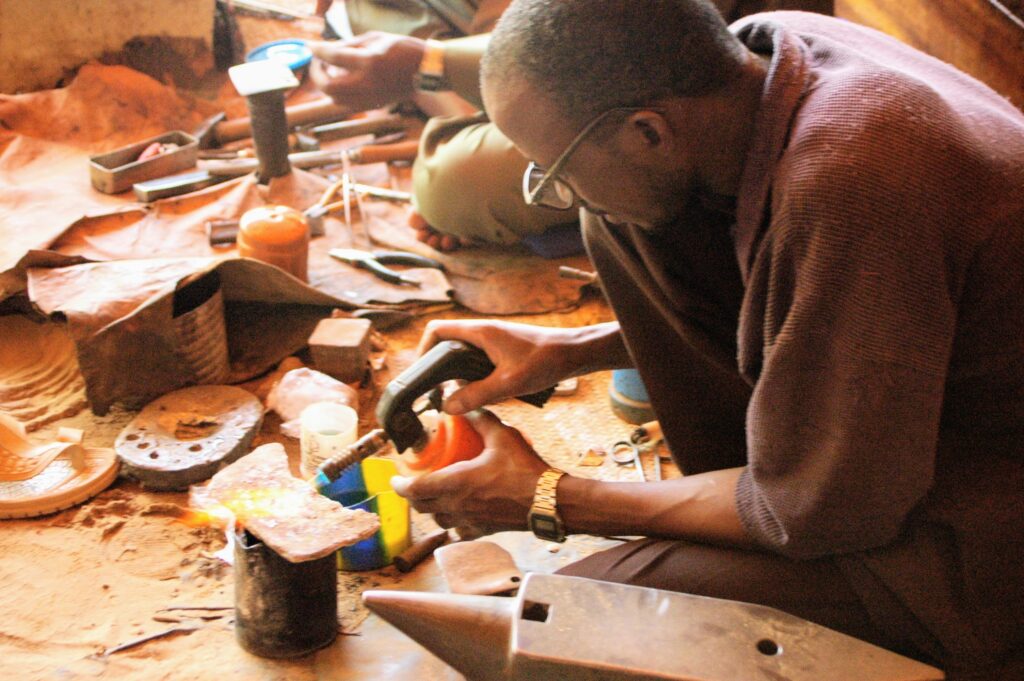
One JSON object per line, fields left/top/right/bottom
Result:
{"left": 310, "top": 428, "right": 390, "bottom": 494}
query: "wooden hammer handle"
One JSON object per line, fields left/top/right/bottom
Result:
{"left": 348, "top": 139, "right": 420, "bottom": 164}
{"left": 216, "top": 98, "right": 350, "bottom": 143}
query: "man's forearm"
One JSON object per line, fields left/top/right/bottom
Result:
{"left": 562, "top": 322, "right": 633, "bottom": 376}
{"left": 442, "top": 34, "right": 489, "bottom": 108}
{"left": 557, "top": 467, "right": 755, "bottom": 548}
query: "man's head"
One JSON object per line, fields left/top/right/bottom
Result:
{"left": 481, "top": 0, "right": 762, "bottom": 228}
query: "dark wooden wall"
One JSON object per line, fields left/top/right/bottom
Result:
{"left": 836, "top": 0, "right": 1024, "bottom": 109}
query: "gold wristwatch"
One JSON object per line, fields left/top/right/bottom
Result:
{"left": 528, "top": 468, "right": 568, "bottom": 542}
{"left": 415, "top": 39, "right": 447, "bottom": 92}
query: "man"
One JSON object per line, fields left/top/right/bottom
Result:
{"left": 309, "top": 0, "right": 833, "bottom": 250}
{"left": 388, "top": 1, "right": 1024, "bottom": 679}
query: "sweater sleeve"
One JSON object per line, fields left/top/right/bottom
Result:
{"left": 734, "top": 90, "right": 975, "bottom": 559}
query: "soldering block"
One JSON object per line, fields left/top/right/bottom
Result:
{"left": 308, "top": 318, "right": 372, "bottom": 383}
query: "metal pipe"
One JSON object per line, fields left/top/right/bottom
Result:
{"left": 233, "top": 528, "right": 338, "bottom": 658}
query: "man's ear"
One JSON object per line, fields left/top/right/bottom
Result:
{"left": 623, "top": 111, "right": 674, "bottom": 156}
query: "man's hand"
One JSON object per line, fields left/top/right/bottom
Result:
{"left": 308, "top": 32, "right": 425, "bottom": 112}
{"left": 416, "top": 320, "right": 591, "bottom": 414}
{"left": 391, "top": 410, "right": 549, "bottom": 534}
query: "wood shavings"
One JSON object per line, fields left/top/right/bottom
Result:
{"left": 577, "top": 447, "right": 607, "bottom": 467}
{"left": 96, "top": 625, "right": 200, "bottom": 658}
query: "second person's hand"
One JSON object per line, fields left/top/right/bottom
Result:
{"left": 308, "top": 32, "right": 425, "bottom": 112}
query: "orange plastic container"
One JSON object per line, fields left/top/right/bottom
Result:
{"left": 404, "top": 413, "right": 484, "bottom": 473}
{"left": 237, "top": 205, "right": 309, "bottom": 282}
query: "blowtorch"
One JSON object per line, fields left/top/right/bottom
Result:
{"left": 310, "top": 340, "right": 554, "bottom": 493}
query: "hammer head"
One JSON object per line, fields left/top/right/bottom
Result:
{"left": 228, "top": 60, "right": 299, "bottom": 97}
{"left": 194, "top": 112, "right": 227, "bottom": 150}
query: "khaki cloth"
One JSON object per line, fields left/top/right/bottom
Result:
{"left": 564, "top": 12, "right": 1024, "bottom": 681}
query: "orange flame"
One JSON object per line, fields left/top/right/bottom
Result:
{"left": 183, "top": 486, "right": 309, "bottom": 529}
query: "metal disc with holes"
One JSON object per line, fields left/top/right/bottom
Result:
{"left": 114, "top": 386, "right": 263, "bottom": 491}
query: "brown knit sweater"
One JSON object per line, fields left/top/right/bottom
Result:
{"left": 584, "top": 11, "right": 1024, "bottom": 671}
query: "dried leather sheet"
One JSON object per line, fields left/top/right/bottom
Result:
{"left": 45, "top": 169, "right": 454, "bottom": 306}
{"left": 0, "top": 316, "right": 88, "bottom": 431}
{"left": 360, "top": 200, "right": 591, "bottom": 315}
{"left": 0, "top": 65, "right": 221, "bottom": 296}
{"left": 26, "top": 257, "right": 360, "bottom": 414}
{"left": 0, "top": 134, "right": 134, "bottom": 298}
{"left": 0, "top": 64, "right": 221, "bottom": 151}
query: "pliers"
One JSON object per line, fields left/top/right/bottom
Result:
{"left": 328, "top": 248, "right": 443, "bottom": 287}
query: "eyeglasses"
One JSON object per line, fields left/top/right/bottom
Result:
{"left": 522, "top": 106, "right": 660, "bottom": 210}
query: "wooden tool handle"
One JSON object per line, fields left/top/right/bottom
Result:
{"left": 217, "top": 98, "right": 351, "bottom": 143}
{"left": 349, "top": 139, "right": 421, "bottom": 164}
{"left": 311, "top": 113, "right": 406, "bottom": 142}
{"left": 393, "top": 529, "right": 451, "bottom": 573}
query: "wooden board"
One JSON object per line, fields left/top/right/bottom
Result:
{"left": 836, "top": 0, "right": 1024, "bottom": 109}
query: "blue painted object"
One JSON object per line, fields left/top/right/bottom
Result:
{"left": 522, "top": 222, "right": 585, "bottom": 259}
{"left": 320, "top": 458, "right": 411, "bottom": 571}
{"left": 246, "top": 39, "right": 313, "bottom": 74}
{"left": 609, "top": 368, "right": 656, "bottom": 424}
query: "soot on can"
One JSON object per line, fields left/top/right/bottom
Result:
{"left": 233, "top": 527, "right": 338, "bottom": 658}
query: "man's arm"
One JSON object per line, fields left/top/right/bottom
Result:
{"left": 439, "top": 34, "right": 489, "bottom": 108}
{"left": 308, "top": 32, "right": 488, "bottom": 113}
{"left": 392, "top": 409, "right": 755, "bottom": 547}
{"left": 558, "top": 468, "right": 752, "bottom": 546}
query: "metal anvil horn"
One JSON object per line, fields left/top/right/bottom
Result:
{"left": 363, "top": 573, "right": 944, "bottom": 681}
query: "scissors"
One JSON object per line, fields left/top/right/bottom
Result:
{"left": 329, "top": 248, "right": 443, "bottom": 287}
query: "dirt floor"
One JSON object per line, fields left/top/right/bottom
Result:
{"left": 0, "top": 298, "right": 680, "bottom": 680}
{"left": 0, "top": 3, "right": 678, "bottom": 678}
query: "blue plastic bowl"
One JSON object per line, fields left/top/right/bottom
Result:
{"left": 246, "top": 39, "right": 313, "bottom": 76}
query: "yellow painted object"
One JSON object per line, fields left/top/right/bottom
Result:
{"left": 325, "top": 456, "right": 411, "bottom": 571}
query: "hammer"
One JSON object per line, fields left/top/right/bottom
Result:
{"left": 226, "top": 60, "right": 299, "bottom": 182}
{"left": 192, "top": 97, "right": 354, "bottom": 151}
{"left": 199, "top": 138, "right": 421, "bottom": 178}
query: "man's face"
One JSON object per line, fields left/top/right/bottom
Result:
{"left": 484, "top": 77, "right": 694, "bottom": 230}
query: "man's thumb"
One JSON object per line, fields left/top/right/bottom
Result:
{"left": 443, "top": 380, "right": 503, "bottom": 415}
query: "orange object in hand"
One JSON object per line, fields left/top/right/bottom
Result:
{"left": 237, "top": 205, "right": 309, "bottom": 282}
{"left": 405, "top": 414, "right": 484, "bottom": 472}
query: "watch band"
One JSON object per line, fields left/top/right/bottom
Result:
{"left": 415, "top": 39, "right": 448, "bottom": 92}
{"left": 528, "top": 467, "right": 567, "bottom": 542}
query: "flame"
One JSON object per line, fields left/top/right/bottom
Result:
{"left": 183, "top": 486, "right": 310, "bottom": 529}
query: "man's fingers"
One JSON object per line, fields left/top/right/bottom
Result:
{"left": 443, "top": 378, "right": 506, "bottom": 414}
{"left": 416, "top": 320, "right": 481, "bottom": 356}
{"left": 461, "top": 409, "right": 506, "bottom": 440}
{"left": 307, "top": 41, "right": 372, "bottom": 72}
{"left": 391, "top": 463, "right": 466, "bottom": 502}
{"left": 311, "top": 64, "right": 363, "bottom": 94}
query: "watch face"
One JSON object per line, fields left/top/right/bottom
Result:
{"left": 529, "top": 513, "right": 565, "bottom": 542}
{"left": 531, "top": 516, "right": 557, "bottom": 535}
